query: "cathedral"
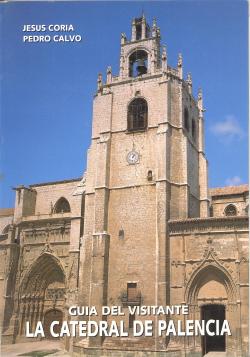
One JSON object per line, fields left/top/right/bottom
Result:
{"left": 0, "top": 16, "right": 248, "bottom": 357}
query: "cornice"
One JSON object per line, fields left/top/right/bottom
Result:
{"left": 168, "top": 215, "right": 249, "bottom": 234}
{"left": 16, "top": 215, "right": 82, "bottom": 227}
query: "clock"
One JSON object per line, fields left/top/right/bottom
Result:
{"left": 127, "top": 151, "right": 139, "bottom": 164}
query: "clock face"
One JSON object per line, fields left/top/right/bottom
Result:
{"left": 127, "top": 151, "right": 139, "bottom": 164}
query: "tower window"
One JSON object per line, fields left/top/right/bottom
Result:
{"left": 224, "top": 204, "right": 237, "bottom": 216}
{"left": 136, "top": 24, "right": 142, "bottom": 40}
{"left": 129, "top": 50, "right": 148, "bottom": 77}
{"left": 128, "top": 98, "right": 148, "bottom": 131}
{"left": 54, "top": 197, "right": 71, "bottom": 213}
{"left": 184, "top": 107, "right": 189, "bottom": 131}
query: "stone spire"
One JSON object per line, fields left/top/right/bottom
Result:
{"left": 119, "top": 47, "right": 124, "bottom": 77}
{"left": 161, "top": 45, "right": 167, "bottom": 71}
{"left": 97, "top": 73, "right": 103, "bottom": 91}
{"left": 152, "top": 18, "right": 157, "bottom": 37}
{"left": 197, "top": 88, "right": 204, "bottom": 117}
{"left": 187, "top": 72, "right": 192, "bottom": 94}
{"left": 121, "top": 32, "right": 127, "bottom": 45}
{"left": 177, "top": 53, "right": 183, "bottom": 79}
{"left": 141, "top": 13, "right": 146, "bottom": 39}
{"left": 131, "top": 18, "right": 136, "bottom": 41}
{"left": 106, "top": 66, "right": 112, "bottom": 84}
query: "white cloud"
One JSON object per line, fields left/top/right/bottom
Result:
{"left": 225, "top": 176, "right": 242, "bottom": 186}
{"left": 210, "top": 115, "right": 244, "bottom": 140}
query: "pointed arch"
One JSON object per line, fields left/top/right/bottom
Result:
{"left": 20, "top": 252, "right": 66, "bottom": 297}
{"left": 53, "top": 197, "right": 71, "bottom": 213}
{"left": 18, "top": 252, "right": 66, "bottom": 337}
{"left": 185, "top": 263, "right": 237, "bottom": 304}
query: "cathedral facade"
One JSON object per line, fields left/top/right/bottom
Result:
{"left": 0, "top": 16, "right": 248, "bottom": 357}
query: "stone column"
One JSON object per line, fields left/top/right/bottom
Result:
{"left": 197, "top": 89, "right": 209, "bottom": 217}
{"left": 88, "top": 233, "right": 110, "bottom": 347}
{"left": 154, "top": 121, "right": 170, "bottom": 350}
{"left": 131, "top": 19, "right": 136, "bottom": 41}
{"left": 141, "top": 15, "right": 146, "bottom": 39}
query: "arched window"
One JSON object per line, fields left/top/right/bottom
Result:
{"left": 224, "top": 204, "right": 237, "bottom": 216}
{"left": 192, "top": 118, "right": 196, "bottom": 140}
{"left": 127, "top": 98, "right": 148, "bottom": 131}
{"left": 184, "top": 107, "right": 189, "bottom": 131}
{"left": 129, "top": 50, "right": 148, "bottom": 77}
{"left": 53, "top": 197, "right": 71, "bottom": 213}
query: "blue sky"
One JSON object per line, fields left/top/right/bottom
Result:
{"left": 0, "top": 1, "right": 248, "bottom": 208}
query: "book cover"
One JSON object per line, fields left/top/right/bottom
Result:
{"left": 0, "top": 1, "right": 248, "bottom": 356}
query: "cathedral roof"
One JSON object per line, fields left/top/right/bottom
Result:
{"left": 29, "top": 177, "right": 82, "bottom": 188}
{"left": 209, "top": 184, "right": 249, "bottom": 197}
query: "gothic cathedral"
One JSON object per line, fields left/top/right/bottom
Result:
{"left": 0, "top": 16, "right": 248, "bottom": 357}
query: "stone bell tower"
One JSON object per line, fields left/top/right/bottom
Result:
{"left": 78, "top": 15, "right": 209, "bottom": 351}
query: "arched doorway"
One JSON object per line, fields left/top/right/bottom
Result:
{"left": 185, "top": 263, "right": 237, "bottom": 356}
{"left": 198, "top": 279, "right": 227, "bottom": 354}
{"left": 201, "top": 304, "right": 226, "bottom": 355}
{"left": 44, "top": 309, "right": 63, "bottom": 339}
{"left": 19, "top": 253, "right": 66, "bottom": 338}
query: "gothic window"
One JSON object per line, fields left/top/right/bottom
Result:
{"left": 127, "top": 98, "right": 148, "bottom": 131}
{"left": 184, "top": 107, "right": 189, "bottom": 131}
{"left": 129, "top": 50, "right": 148, "bottom": 77}
{"left": 224, "top": 204, "right": 237, "bottom": 216}
{"left": 192, "top": 118, "right": 196, "bottom": 140}
{"left": 54, "top": 197, "right": 71, "bottom": 213}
